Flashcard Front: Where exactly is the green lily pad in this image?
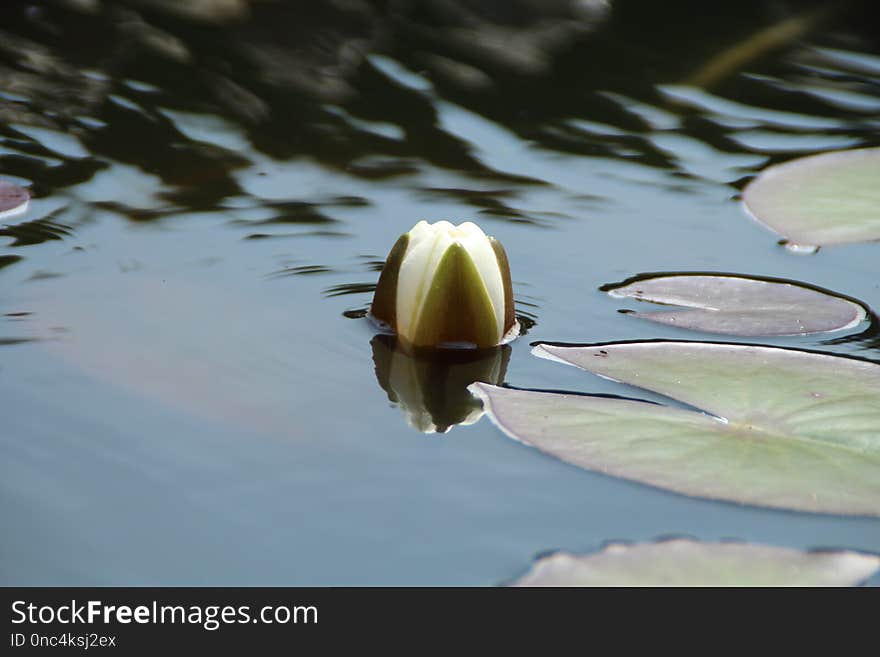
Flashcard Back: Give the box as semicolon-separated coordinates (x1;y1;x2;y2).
603;273;868;336
513;539;880;587
742;147;880;248
0;181;30;220
470;341;880;516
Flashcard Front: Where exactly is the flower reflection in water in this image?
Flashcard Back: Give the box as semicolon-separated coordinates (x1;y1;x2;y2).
370;335;510;434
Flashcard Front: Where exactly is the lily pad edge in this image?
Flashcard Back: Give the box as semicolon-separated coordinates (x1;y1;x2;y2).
508;536;880;587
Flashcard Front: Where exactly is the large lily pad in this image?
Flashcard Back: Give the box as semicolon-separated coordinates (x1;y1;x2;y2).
603;273;867;336
0;181;30;220
742;147;880;247
513;539;880;587
470;341;880;516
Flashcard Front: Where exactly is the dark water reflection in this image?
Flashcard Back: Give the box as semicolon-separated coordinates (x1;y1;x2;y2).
371;335;510;434
0;211;72;246
2;1;880;584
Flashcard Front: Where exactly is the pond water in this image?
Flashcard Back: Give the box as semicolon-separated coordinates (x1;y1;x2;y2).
2;0;879;585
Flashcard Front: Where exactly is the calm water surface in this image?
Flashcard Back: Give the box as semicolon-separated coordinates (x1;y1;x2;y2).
2;0;880;584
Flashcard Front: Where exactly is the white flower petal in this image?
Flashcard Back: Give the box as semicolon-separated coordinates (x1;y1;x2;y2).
405;219;435;250
455;222;505;340
396;223;454;341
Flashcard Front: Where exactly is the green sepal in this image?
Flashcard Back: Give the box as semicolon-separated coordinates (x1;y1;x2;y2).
409;243;499;348
490;237;516;334
370;233;409;329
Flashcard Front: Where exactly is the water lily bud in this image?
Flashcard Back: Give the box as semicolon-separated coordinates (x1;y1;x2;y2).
370;220;517;348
